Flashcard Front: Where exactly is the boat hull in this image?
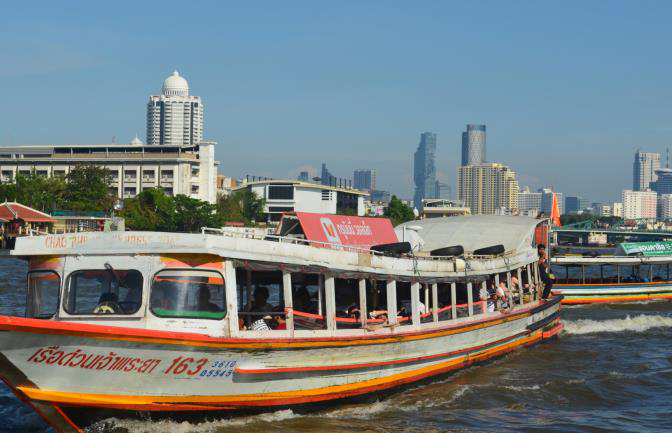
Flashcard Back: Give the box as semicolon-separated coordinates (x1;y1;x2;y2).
552;283;672;304
0;298;562;432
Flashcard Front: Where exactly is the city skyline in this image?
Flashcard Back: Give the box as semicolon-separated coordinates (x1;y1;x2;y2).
3;2;672;202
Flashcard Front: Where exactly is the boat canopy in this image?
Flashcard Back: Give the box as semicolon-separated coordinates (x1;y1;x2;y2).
396;215;542;256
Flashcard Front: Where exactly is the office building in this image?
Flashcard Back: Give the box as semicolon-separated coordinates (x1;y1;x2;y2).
370;190;391;203
435;181;451;200
540;188;564;215
611;202;623;218
147;71;204;146
353;169;376;192
518;187;542;212
457;163;519;215
413;132;437;209
622;189;657;220
461;124;486;166
650;168;672;194
297;171;310;182
235;179;368;223
658;195;672;220
0;142;219;203
565;196;589;214
633;151;660;191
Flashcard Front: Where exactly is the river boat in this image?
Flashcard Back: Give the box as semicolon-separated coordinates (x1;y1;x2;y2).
551;241;672;304
0;213;562;432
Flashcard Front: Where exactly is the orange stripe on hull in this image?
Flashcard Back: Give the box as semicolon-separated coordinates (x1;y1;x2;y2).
561;293;672;304
16;330;546;412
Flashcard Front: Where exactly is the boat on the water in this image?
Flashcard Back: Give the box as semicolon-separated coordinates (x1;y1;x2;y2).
0;213;562;432
551;241;672;304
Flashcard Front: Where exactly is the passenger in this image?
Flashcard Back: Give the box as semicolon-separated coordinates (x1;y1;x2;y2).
480;283;495;312
250;286;273;312
198;286;220;312
538;244;553;299
293;286;312;313
272;307;287;330
249;315;272;331
496;279;510;310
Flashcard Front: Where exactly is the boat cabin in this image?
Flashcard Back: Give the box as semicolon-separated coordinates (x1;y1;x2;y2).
17;215;550;339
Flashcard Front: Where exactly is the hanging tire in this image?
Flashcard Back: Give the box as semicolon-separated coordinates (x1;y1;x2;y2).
430;245;464;257
473;244;505;256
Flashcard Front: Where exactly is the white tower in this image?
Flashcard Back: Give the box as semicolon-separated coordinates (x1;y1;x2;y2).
146;71;204;146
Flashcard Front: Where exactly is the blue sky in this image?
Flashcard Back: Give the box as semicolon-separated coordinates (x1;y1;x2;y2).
3;1;672;202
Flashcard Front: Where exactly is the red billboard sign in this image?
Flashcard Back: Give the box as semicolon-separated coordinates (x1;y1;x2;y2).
288;212;398;249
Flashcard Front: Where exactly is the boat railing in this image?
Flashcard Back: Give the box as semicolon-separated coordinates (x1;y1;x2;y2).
201;227;520;263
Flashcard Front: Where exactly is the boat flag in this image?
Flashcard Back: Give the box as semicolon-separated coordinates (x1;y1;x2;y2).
550;192;561;226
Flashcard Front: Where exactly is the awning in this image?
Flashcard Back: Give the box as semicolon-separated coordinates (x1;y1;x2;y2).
0;202;56;223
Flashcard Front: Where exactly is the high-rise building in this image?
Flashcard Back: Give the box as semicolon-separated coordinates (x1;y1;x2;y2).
565;196;589;214
633;151;661;191
321;163;336;186
461;124;486;166
658;194;672;220
518;187;542;212
353;169;376;192
435;181;451;199
297;171;310;182
650;168;672;194
370;189;391;203
622;189;657;220
539;188;564;215
611;202;623;217
413;132;437;209
147;71;204;146
457;163;519;215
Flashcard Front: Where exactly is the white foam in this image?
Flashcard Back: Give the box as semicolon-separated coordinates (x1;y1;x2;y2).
563;314;672;335
322;400;391;418
103;409;300;433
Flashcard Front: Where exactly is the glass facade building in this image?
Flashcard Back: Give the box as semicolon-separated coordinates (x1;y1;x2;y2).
461;124;486;166
413;132;437;209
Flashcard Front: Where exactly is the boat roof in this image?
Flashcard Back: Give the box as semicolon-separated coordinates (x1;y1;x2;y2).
552;255;672;265
397;215;543;255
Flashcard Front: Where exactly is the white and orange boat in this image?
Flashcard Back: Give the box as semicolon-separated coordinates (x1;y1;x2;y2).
552;242;672;304
0;213;562;432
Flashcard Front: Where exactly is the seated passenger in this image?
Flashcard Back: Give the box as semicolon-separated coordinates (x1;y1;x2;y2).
293;286;312;312
198;286;220;312
249;315;272;331
250;286;273;313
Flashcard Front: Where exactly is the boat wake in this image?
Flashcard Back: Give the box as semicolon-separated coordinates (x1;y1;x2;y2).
563;314;672;335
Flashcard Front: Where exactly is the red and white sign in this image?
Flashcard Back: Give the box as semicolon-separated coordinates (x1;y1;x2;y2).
288;212;398;249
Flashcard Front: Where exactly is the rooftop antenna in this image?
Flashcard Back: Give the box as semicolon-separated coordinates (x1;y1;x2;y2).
667;147;669;169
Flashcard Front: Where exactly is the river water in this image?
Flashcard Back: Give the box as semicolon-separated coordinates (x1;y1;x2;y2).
1;258;671;433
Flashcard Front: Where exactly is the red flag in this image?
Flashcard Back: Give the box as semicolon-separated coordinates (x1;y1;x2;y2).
550;192;561;226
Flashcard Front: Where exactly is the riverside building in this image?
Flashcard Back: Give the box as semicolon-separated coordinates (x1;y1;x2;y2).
0;141;219;203
147;71;204;146
622;189;657;220
457;163;519;215
234;179;369;223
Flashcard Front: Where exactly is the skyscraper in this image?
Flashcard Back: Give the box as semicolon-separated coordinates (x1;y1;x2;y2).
321;163;336;186
458;163;519;214
461;124;486;166
147;71;204;146
539;188;564;215
353;169;376;192
633;151;661;191
435;181;451;199
413;132;437;209
518;187;542;212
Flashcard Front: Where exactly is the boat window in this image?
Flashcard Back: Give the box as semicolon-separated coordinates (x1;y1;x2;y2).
150;270;226;320
236;269;284;330
64;269;143;315
366;280;387;325
436;283;454;321
395;282;413;326
335;278;360;329
26;271;60;319
291;272;325;330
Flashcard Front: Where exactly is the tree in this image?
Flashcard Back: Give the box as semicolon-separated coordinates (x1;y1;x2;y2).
384;195;416;226
0;172;66;212
121;188;176;231
216;189;265;225
173;194;222;232
64;166;116;212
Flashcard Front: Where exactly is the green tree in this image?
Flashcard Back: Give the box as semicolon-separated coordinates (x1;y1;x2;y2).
64;166;116;212
0;172;66;212
216;189;265;225
173;194;222;232
384;195;416;226
121;188;176;231
559;213;594;226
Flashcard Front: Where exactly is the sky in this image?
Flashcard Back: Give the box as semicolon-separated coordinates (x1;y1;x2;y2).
2;1;672;203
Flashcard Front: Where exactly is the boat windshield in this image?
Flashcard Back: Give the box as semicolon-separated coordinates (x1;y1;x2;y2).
150;270;226;320
26;271;60;319
64;269;143;315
